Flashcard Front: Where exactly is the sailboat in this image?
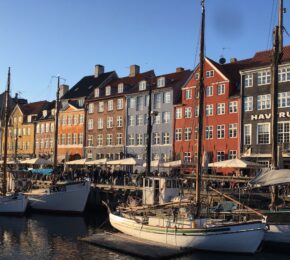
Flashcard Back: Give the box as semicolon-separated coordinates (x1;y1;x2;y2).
107;1;266;253
0;67;28;215
26;76;90;214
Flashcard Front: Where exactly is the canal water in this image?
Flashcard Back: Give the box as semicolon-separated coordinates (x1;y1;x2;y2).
0;210;289;260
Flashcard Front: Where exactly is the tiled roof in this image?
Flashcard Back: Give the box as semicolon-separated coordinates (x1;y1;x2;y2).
61;71;116;100
19;101;49;116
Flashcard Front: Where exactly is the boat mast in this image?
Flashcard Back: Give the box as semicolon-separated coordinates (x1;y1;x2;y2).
2;67;11;196
53;76;60;170
196;0;205;217
146;78;153;176
270;0;284;209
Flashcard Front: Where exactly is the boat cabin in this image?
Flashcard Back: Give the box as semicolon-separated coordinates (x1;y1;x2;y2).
142;176;181;205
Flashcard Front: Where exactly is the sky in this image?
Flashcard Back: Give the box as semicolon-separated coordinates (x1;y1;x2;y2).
0;0;289;102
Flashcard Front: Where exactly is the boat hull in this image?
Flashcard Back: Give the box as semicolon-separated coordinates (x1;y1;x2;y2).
264;224;290;245
109;213;265;254
0;194;28;215
27;181;90;213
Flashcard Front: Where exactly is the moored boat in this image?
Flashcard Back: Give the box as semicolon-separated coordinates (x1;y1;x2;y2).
0;193;28;215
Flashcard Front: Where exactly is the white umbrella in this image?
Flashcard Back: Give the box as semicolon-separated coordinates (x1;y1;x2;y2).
208;158;262;169
249;169;290;187
19;158;53;165
85;158;107;165
142;160;182;168
142;160;160;167
65;158;87;165
107;157;137;166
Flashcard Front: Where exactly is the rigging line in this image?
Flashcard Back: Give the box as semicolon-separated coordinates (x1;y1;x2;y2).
267;0;278;49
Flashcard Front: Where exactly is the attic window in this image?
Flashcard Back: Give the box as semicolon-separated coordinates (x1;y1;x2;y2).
27;115;32;123
95;88;99;97
194;73;199;80
42;110;47;117
74;87;79;92
206;70;214;78
157;77;165;88
118;83;124;93
139;80;146;91
106;86;111;96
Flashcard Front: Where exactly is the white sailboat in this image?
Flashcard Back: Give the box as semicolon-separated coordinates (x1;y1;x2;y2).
0;67;28;215
107;1;266;253
25;76;90;214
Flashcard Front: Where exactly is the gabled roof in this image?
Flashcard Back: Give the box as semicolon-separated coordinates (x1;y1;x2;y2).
19;101;49;116
61;71;116;100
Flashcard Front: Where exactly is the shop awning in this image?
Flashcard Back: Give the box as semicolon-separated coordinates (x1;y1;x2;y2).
85;158;107;165
142;160;182;168
19;158;53;165
208;158;262;169
65;158;87;165
107;158;137;166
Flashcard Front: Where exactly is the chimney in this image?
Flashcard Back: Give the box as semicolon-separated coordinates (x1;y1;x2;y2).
95;64;104;77
230;58;237;63
129;65;140;77
176;67;184;72
59;84;69;98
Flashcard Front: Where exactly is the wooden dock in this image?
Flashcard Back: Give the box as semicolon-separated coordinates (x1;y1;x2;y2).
80;232;193;259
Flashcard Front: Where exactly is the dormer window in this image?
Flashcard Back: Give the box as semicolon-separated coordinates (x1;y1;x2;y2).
105;86;111;96
118;83;124;93
27;115;32;123
157;77;165;88
42;110;47;117
194;73;199;80
51;109;56;116
94;88;99;97
78;99;84;107
206;70;214;78
139;80;146;91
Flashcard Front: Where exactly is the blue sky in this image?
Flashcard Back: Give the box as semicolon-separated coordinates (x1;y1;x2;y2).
0;0;289;102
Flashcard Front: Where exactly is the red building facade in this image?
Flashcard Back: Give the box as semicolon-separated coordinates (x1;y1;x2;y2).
174;58;242;174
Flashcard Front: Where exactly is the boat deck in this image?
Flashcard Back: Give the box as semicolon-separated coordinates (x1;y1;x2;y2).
80;231;193;259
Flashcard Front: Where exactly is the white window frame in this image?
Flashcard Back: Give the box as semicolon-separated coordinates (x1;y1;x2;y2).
229;101;238;113
217;125;225;139
217;103;225;115
157;77;165;88
257;123;270;144
257;94;271;110
176;108;182;119
185;89;192;100
206;104;213;116
244;124;252;145
184;107;192;118
117;98;123;110
88;103;94;114
139;80;146;91
244;74;253;88
108;100;114;111
229;123;238;138
105;86;111;96
206;70;214;78
118;83;124;93
206;86;213;97
175;128;182;141
257;70;271;86
217;84;225;95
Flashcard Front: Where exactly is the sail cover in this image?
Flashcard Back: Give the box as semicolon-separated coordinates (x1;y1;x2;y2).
249;169;290;187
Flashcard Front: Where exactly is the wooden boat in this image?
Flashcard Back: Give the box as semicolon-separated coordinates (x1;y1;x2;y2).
0;68;28;215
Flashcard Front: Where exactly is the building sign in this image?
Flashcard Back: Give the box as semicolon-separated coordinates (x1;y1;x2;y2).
251;112;290;121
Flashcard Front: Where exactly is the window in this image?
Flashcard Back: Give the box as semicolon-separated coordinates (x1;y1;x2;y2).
164;92;171;103
106;134;113;145
108;100;114;111
97;134;103;146
206;104;213;116
88;119;94;130
73;115;78;125
206;86;213;96
278;92;290;108
62;116;67;125
136;115;143;125
163;132;170;144
217;151;225;161
206;70;214;77
217;125;225;139
45;123;50;133
244;74;253;88
194;106;199;117
278;67;290;82
78;133;83;144
116;133;122;145
128;134;134;145
107;117;113;128
36;125;40;134
67;115;72;125
61;134;66;145
244;96;253;111
136;134;143;145
184;128;192;141
217;84;225;95
117;98;123;110
154;93;162;109
128;97;135;108
88;103;94;113
257;94;271;110
229;101;238;113
184;152;192;163
97;118;103;129
79;114;84;124
278;122;290;144
116;116;122;127
257;70;271;85
157;77;165;87
98;101;104;112
194;127;198;140
257;123;270;144
153;132;160;145
72;133;77;145
184;107;192;118
244;124;252;145
94;88;99;97
194;73;199;80
229;123;237;138
163;112;170;123
217;103;225;115
67;134;71;145
205;126;213;139
139;80;146;90
136;96;143;111
87;135;93;146
185;89;192;100
128;116;134;126
176;108;182;119
153;114;161;124
175;129;182;141
105;86;111;96
23;128;27;136
118;83;124;93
